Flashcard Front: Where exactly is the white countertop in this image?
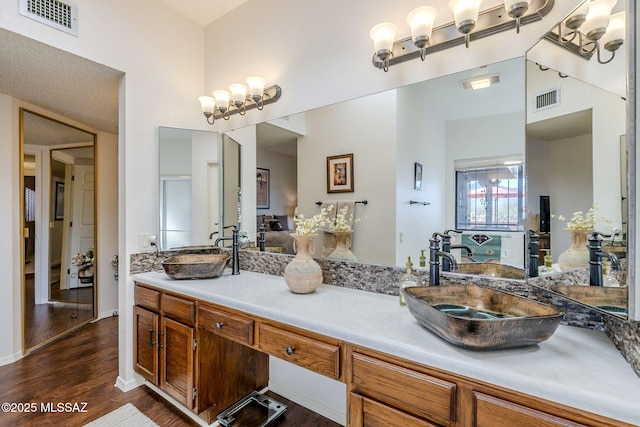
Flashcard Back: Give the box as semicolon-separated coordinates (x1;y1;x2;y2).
133;270;640;425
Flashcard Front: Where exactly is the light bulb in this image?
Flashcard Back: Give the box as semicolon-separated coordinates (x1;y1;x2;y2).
449;0;483;34
370;22;397;59
581;0;617;41
229;83;248;107
198;96;215;115
406;6;438;49
212;90;230;112
601;11;625;52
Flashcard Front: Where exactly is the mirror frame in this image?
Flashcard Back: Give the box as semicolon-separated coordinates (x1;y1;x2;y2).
19;108;98;353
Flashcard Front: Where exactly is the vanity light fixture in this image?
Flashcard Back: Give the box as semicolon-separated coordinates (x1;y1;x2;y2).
370;0;554;72
199;77;282;125
548;0;624;64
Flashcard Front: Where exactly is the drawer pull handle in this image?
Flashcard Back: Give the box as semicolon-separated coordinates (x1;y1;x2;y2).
149;329;156;347
286;346;295;356
215;322;224;329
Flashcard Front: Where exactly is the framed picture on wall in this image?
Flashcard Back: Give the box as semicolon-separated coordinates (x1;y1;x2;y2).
414;162;423;191
256;168;270;209
327;153;354;193
54;181;65;220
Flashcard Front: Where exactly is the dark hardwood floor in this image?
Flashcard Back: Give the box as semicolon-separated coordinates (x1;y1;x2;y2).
0;317;342;427
25;272;94;350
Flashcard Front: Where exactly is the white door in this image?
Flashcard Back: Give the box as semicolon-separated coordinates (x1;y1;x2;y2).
67;164;95;289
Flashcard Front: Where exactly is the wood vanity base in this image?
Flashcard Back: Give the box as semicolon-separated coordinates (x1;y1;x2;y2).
134;281;633;427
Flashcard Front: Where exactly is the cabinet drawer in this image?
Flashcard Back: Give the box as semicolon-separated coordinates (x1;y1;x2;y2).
258;324;340;379
350;393;438;427
135;284;160;311
198;305;254;346
473;392;586;427
351;353;456;425
161;293;195;324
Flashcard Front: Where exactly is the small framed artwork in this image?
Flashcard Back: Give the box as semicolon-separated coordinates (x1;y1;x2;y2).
54;181;65;220
256;168;270;209
414;162;423;191
327;153;354;193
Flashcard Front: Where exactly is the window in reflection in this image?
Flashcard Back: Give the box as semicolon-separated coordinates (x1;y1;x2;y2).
456;164;525;231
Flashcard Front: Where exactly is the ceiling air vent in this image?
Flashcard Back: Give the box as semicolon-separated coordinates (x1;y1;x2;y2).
534;88;560;112
20;0;78;36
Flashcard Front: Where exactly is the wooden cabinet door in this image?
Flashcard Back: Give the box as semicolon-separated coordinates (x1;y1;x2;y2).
133;306;159;385
349;393;439;427
160;316;196;411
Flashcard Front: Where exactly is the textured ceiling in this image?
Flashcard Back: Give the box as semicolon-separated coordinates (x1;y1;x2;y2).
0;28;121;134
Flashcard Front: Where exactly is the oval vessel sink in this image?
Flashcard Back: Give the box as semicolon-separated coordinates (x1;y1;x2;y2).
162;253;231;279
402;285;563;350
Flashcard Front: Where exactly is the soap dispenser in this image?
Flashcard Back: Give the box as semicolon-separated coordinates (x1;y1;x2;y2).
399;256;418;307
602;259;620;287
543;249;553;270
419;250;426;267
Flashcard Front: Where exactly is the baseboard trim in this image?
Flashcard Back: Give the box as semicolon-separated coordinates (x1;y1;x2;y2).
268;380;346;426
95;310;119;321
0;351;23;367
114;375;144;392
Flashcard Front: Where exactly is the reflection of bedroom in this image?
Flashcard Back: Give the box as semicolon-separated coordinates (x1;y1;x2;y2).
256;122;298;253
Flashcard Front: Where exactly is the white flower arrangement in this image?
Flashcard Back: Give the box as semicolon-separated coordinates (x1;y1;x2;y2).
327;205;365;232
552;204;609;230
294;206;333;235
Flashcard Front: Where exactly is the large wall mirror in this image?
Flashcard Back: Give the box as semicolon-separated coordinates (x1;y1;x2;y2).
158;127;240;249
21;109;97;352
247;57;527;268
525;0;628;316
156;1;632;319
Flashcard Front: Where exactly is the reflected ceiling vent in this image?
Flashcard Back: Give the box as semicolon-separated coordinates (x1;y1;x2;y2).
534;88;560;112
20;0;78;36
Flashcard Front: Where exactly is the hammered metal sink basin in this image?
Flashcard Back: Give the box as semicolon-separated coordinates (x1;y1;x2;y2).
162;254;230;279
402;285;563;350
553;285;627;316
453;262;527;280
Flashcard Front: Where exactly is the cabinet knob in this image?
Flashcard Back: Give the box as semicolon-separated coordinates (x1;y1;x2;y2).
215;321;224;329
286;346;295;356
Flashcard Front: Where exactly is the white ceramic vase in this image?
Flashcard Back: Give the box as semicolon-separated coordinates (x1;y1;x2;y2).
284;234;323;293
327;230;357;262
558;229;591;271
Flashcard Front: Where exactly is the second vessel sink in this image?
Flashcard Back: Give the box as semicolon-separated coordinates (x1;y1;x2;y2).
402;285;563;350
162;253;231;279
552;285;627;316
453;262;526;280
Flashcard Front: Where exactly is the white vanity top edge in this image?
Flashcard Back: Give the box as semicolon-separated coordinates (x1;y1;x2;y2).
132;270;640;425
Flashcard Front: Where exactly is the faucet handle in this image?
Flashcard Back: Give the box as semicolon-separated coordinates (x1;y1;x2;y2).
432;232;448;240
590;231;611;240
443;229;462;235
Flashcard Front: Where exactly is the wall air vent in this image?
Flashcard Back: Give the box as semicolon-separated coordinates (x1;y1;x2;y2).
20;0;78;36
534;88;560;112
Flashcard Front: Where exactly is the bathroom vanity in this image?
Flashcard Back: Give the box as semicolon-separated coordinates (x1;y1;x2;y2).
133;271;640;426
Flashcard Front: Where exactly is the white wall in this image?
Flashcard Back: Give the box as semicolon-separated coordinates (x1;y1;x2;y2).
96;131;119;318
0;0;206;387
